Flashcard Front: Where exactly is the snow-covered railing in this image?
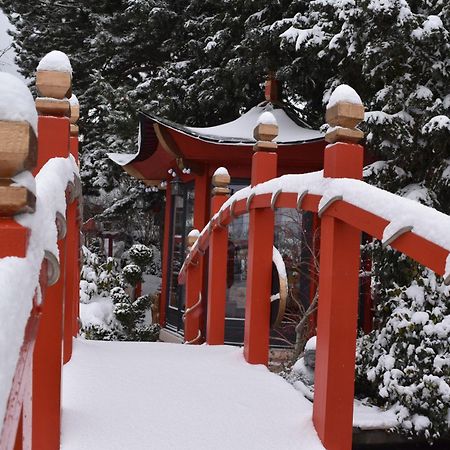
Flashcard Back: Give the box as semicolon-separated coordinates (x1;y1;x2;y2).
177;85;450;450
0;52;82;450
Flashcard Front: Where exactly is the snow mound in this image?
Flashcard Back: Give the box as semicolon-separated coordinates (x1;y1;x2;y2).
305;336;317;352
37;50;73;75
61;341;325;450
0;72;38;134
257;111;277;126
0;155;79;425
69;94;79;107
327;84;362;109
213;167;229;177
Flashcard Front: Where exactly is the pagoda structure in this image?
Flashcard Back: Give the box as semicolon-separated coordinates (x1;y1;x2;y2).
109;80;327;343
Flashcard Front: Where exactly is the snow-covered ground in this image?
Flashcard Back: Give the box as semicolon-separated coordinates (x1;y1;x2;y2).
61;340;324;450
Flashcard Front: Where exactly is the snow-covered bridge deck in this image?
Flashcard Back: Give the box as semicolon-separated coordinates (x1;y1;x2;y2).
61;340;324;450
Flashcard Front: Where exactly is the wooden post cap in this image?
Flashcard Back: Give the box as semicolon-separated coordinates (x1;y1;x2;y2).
212;167;230;187
325;84;364;128
253;123;278;142
186;229;200;248
0;121;37;177
0;185;36;215
36;50;72;99
253;112;279;152
325;85;364;143
35;97;71;117
326;102;364;129
36;71;72;100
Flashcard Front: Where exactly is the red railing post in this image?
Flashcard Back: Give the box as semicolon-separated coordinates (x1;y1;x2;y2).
312;88;365;450
0;73;39;450
244;113;278;365
32;54;72;450
206;168;230;345
64;94;81;362
184;230;202;344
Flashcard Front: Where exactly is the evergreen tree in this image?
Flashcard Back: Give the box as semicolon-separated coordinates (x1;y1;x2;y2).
275;0;450;439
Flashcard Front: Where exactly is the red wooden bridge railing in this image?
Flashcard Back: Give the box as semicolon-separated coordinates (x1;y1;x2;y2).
178;88;450;450
0;52;81;450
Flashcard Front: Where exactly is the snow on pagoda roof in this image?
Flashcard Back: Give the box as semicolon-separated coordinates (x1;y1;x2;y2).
153;103;323;145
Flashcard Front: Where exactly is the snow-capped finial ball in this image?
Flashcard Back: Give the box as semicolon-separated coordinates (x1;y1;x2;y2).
187;229;200;247
212;167;230;188
37;50;73;75
325;84;364;130
254;111;278;145
0;72;38;135
36;50;72;100
326;84;362;110
257;111;277;126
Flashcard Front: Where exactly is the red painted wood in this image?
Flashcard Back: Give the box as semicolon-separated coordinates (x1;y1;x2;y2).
159;183;172;326
33;117;70;175
244;151;277;365
184;258;202;343
0;308;40;450
64;200;78;364
0;219;30;258
313;142;363;450
206;194;229;345
32;240;65;450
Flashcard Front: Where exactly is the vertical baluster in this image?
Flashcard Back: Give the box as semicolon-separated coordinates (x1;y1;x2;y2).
64;94;81;361
313;86;365;450
244;113;278;365
206;168;230;345
32;51;72;450
184;230;202;343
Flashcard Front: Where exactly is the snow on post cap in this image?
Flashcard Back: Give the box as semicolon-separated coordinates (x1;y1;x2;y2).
327;84;362;109
69;94;79;107
0;73;38;134
305;336;316;352
37;50;73;75
213;167;229;177
212;167;230;189
187;229;200;247
257;111;278;126
188;229;200;239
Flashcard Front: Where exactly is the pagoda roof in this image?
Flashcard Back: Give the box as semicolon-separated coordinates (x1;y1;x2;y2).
108;102;326;183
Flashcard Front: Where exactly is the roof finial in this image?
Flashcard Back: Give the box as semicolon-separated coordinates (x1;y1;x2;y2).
264;71;279;103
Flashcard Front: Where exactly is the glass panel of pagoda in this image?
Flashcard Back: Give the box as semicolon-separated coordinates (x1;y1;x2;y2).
165;180;194;333
225;203;315;346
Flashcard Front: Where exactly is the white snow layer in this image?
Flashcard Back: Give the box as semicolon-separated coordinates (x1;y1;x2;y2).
61;340;324;450
187;105;323;144
0;155;79;426
69;94;79;107
11;171;36;196
36;50;73;75
327;84;363;109
257;111;277;126
213;166;230;177
0;72;38;134
305;336;317;352
188;169;450;278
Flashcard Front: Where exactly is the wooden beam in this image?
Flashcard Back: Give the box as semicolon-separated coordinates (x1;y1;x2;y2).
121;163;162;186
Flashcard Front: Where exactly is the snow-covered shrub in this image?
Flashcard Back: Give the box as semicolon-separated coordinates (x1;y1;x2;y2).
356;269;450;441
122;263;142;286
129;244;153;269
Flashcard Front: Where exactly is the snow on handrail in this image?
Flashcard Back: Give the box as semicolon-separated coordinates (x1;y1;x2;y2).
178;170;450;283
0;155;80;432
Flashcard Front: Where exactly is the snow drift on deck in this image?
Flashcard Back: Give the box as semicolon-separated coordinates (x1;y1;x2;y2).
61;340;324;450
